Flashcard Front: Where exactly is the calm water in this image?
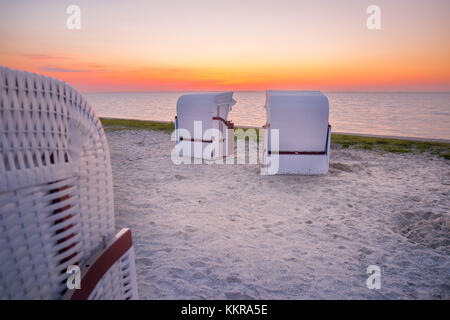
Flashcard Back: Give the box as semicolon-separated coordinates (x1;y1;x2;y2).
85;92;450;140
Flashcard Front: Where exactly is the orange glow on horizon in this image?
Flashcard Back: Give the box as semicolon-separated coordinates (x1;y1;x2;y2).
3;56;446;93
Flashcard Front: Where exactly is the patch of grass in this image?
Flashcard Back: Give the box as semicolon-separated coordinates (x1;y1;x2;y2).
234;127;262;142
100;118;174;133
361;144;374;151
331;134;450;159
383;146;411;154
99;118;450;160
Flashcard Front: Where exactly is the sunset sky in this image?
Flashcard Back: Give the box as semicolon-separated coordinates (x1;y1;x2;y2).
0;0;449;92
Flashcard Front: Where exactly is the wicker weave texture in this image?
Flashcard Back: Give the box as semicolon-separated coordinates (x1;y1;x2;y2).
0;66;136;299
87;247;139;300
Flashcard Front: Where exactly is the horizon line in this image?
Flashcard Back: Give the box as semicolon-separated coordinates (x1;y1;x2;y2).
82;90;450;94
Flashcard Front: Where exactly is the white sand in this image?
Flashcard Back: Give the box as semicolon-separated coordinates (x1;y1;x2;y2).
108;129;450;300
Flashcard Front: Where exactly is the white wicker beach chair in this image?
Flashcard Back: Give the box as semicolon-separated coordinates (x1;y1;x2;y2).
175;92;236;159
0;66;138;299
262;90;331;175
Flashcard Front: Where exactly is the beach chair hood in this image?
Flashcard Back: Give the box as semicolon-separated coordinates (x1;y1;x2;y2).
266;90;329;152
176;92;236;121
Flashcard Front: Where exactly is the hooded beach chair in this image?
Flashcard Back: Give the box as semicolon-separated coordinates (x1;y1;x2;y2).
0;66;139;300
175;92;236;159
262;90;331;175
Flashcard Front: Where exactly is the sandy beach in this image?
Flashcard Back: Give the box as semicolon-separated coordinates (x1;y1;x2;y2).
3;0;450;305
108;129;449;300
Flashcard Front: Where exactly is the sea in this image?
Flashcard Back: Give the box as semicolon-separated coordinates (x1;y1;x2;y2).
84;92;450;140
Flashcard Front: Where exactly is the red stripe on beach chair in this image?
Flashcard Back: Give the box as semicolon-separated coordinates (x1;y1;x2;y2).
212;116;234;129
68;229;133;300
269;150;327;155
179;137;225;143
179;137;214;143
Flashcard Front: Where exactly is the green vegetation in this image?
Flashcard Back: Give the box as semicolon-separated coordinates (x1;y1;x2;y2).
233;127;262;142
100;117;174;133
331;134;450;160
100;118;450;160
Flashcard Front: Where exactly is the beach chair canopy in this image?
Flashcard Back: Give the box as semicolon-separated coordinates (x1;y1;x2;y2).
0;66;138;299
177;92;236;118
176;92;236;137
265;90;329;152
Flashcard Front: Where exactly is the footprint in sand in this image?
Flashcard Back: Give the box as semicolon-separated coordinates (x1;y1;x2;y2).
330;162;354;173
225;292;254;300
184;226;198;233
189;261;207;268
226;275;242;284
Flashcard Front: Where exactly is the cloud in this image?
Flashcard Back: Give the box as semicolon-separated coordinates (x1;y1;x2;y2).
40;67;88;73
71;63;107;71
40;65;108;73
21;53;70;61
20;53;108;72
